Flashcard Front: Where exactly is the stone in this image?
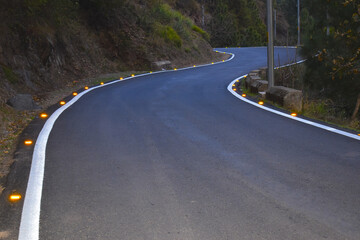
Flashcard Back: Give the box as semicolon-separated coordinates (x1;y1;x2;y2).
6;94;41;111
259;91;266;99
259;67;267;78
245;75;261;89
250;69;260;75
152;60;172;70
250;80;268;93
266;86;303;112
248;72;258;78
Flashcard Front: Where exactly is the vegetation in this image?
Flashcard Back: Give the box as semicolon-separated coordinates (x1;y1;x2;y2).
203;0;267;47
273;63;360;131
300;0;360;120
157;25;182;48
0;65;18;84
276;0;359;122
192;25;210;41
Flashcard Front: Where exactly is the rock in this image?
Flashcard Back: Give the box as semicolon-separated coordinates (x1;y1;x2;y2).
259;91;266;99
266;86;303;112
249;69;260;75
248;72;258;78
250;80;268;93
6;94;41;111
245;75;261;89
152;60;172;70
259;67;267;78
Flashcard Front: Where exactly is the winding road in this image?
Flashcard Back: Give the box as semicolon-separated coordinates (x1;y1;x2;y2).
20;47;360;239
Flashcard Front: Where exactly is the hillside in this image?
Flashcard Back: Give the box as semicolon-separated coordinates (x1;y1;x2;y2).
0;1;217;103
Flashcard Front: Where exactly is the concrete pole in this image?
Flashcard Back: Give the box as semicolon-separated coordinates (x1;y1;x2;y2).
274;9;277;41
297;0;301;46
267;0;274;88
201;2;205;28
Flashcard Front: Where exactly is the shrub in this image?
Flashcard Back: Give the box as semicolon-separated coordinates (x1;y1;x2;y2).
152;2;193;40
157;25;182;48
191;25;210;41
1;65;18;84
24;0;48;15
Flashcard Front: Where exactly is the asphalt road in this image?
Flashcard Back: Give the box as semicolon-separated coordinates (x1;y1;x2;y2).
36;47;360;239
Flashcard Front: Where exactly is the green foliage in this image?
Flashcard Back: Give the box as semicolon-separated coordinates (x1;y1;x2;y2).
205;0;266;47
157;25;182;48
24;0;47;15
175;0;199;16
78;0;128;28
152;2;192;27
277;0;297;44
243;27;264;47
151;2;194;40
1;65;18;84
9;0;79;26
191;25;210;41
277;0;315;45
301;0;360;117
304;99;329;117
209;2;240;47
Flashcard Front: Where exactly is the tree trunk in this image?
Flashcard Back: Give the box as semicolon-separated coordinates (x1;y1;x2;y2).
351;93;360;120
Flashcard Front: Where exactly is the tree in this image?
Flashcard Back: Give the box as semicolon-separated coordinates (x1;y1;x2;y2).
302;0;360;119
209;1;240;47
203;0;266;47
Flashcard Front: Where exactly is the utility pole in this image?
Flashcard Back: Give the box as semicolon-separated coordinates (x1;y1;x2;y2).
201;0;205;28
297;0;301;46
274;9;277;41
267;0;274;88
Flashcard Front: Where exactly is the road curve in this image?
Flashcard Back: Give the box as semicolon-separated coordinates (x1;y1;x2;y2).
25;47;360;239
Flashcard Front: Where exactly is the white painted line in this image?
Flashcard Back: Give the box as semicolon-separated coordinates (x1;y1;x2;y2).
17;51;234;240
18;90;90;240
227;75;360;141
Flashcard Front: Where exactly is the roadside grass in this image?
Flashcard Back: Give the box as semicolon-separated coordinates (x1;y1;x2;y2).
302;99;360;132
250;63;360;132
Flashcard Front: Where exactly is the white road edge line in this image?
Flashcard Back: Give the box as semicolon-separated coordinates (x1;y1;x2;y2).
17;51;234;240
227;63;360;141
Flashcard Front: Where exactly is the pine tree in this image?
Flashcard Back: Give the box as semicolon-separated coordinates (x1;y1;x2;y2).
302;0;360;118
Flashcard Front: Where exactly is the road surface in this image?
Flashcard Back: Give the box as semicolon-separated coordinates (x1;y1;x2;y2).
24;47;360;239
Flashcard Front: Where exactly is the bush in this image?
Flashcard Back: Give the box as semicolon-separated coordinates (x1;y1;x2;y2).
24;0;48;15
1;65;18;84
157;25;182;48
152;2;193;40
191;25;210;41
302;0;360;118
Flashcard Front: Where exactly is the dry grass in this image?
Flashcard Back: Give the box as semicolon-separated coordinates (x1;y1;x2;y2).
303;98;360;131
